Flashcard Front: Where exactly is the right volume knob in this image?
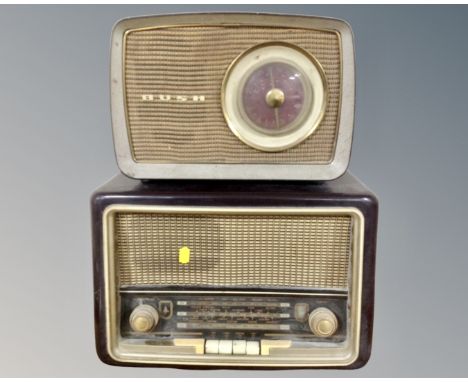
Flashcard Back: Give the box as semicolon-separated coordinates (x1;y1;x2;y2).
308;307;338;337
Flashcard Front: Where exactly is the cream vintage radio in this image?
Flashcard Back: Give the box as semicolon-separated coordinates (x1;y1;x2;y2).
91;173;377;368
110;13;355;180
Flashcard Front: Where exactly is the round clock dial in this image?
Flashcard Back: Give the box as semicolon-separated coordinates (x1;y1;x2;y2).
242;61;308;134
222;42;327;152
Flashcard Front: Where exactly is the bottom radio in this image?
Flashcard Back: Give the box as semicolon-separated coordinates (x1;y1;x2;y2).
91;172;378;369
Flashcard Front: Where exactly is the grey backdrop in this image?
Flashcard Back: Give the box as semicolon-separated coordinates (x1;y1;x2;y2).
0;5;467;377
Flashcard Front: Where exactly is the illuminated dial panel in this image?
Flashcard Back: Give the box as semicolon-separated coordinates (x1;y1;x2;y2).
223;42;327;152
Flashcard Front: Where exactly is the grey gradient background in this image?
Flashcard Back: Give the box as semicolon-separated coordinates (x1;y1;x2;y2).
0;4;467;377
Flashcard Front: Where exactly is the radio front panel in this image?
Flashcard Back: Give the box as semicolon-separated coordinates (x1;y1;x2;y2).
99;204;365;367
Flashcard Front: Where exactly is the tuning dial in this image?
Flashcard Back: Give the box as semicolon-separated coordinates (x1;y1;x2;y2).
308;307;338;337
129;304;159;333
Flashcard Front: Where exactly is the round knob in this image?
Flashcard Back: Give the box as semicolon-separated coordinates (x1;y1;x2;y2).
129;304;159;333
308;307;338;337
265;88;285;108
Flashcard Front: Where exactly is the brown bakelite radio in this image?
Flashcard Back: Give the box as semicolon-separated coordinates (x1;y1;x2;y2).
92;174;377;369
92;13;378;369
110;13;355;180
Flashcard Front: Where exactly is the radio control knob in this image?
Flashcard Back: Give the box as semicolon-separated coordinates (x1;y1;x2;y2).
308;308;338;337
129;304;159;333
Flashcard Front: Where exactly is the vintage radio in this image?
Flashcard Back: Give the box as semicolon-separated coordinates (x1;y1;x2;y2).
110;13;355;180
91;172;377;368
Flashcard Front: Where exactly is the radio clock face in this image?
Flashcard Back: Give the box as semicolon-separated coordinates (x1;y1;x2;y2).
242;62;307;134
222;42;328;152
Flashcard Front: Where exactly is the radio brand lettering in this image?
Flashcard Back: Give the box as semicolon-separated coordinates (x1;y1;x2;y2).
141;94;206;102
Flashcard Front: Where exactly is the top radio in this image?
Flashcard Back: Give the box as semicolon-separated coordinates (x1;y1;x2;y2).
110;13;355;180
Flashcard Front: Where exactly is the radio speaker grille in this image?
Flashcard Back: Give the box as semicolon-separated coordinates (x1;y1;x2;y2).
124;26;341;164
114;212;352;290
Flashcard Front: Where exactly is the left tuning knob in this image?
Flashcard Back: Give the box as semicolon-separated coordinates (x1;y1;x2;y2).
129;304;159;333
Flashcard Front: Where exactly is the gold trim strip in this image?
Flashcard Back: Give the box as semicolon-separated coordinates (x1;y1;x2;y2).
261;340;292;356
119;290;348;297
173;339;205;355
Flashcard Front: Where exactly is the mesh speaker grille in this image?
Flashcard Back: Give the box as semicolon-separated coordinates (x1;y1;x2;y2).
124;26;341;164
115;212;352;290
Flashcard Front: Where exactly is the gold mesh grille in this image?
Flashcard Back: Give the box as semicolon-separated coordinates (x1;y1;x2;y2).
114;212;352;290
124;26;341;164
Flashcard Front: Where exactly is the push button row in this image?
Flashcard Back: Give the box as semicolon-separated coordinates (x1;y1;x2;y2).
205;340;260;355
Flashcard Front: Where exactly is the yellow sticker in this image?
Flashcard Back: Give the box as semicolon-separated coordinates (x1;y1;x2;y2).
178;246;190;264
